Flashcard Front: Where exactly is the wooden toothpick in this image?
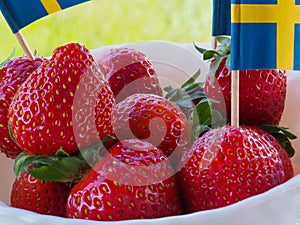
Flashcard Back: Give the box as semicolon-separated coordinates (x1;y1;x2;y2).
15;31;35;60
231;70;239;127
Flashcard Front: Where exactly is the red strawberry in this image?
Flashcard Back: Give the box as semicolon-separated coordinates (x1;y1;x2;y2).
0;56;46;158
10;170;72;217
8;43;115;156
253;125;295;182
177;125;286;213
96;47;163;102
195;37;287;126
111;93;190;163
66;139;183;221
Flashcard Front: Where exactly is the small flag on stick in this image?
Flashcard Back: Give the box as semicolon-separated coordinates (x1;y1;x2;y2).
229;0;300;127
0;0;89;59
231;0;300;71
0;0;90;33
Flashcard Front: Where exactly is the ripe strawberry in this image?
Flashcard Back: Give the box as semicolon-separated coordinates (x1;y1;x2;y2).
8;43;115;156
66;139;183;221
195;37;287;126
96;47;163;102
254;125;295;182
10;170;72;217
111;93;190;163
177;125;286;213
0;56;46;158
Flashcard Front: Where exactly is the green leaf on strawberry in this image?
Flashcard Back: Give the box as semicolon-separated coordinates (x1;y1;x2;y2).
181;68;201;86
27;155;88;183
164;68;226;140
190;98;226;141
14;134;117;183
8;124;16;143
194;38;230;84
14;149;91;183
216;36;231;46
164;69;205;116
193;44;220;59
165;69;205;102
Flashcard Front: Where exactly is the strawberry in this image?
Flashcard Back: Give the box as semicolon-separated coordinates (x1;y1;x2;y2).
177;125;287;213
96;47;163;102
0;55;46;158
195;37;287;126
8;43;115;156
66;139;183;221
111;93;190;164
10;170;72;217
255;125;295;182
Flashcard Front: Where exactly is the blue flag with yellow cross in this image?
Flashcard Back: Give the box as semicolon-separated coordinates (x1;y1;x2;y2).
231;0;300;71
0;0;89;33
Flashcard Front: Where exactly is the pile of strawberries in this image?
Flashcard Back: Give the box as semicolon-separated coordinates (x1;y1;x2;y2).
0;38;296;221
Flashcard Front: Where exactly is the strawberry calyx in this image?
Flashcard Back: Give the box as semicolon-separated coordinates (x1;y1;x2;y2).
164;69;205;111
194;36;231;82
14;149;91;183
194;36;230;60
259;124;297;158
189;98;226;141
14;135;117;183
8;124;16;143
164;69;226;141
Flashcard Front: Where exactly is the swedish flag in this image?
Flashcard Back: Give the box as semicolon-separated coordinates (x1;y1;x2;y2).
0;0;89;33
231;0;300;71
212;0;231;36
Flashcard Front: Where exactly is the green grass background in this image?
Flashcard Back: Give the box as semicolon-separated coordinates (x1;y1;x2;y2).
0;0;212;60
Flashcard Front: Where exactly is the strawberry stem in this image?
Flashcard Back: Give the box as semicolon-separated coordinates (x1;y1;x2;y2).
194;36;231;84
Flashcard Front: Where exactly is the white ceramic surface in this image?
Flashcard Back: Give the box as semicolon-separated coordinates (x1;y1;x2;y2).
0;41;299;224
0;175;299;225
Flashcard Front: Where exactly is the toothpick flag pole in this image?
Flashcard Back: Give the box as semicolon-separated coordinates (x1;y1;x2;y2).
0;0;90;59
231;70;239;127
15;31;35;60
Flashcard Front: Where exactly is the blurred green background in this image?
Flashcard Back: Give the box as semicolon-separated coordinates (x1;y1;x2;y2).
0;0;212;60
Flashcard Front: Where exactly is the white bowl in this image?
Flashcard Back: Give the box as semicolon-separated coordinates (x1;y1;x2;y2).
0;41;300;225
0;175;300;225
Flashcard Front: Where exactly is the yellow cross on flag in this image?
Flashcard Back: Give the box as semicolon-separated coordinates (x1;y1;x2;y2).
231;0;300;71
